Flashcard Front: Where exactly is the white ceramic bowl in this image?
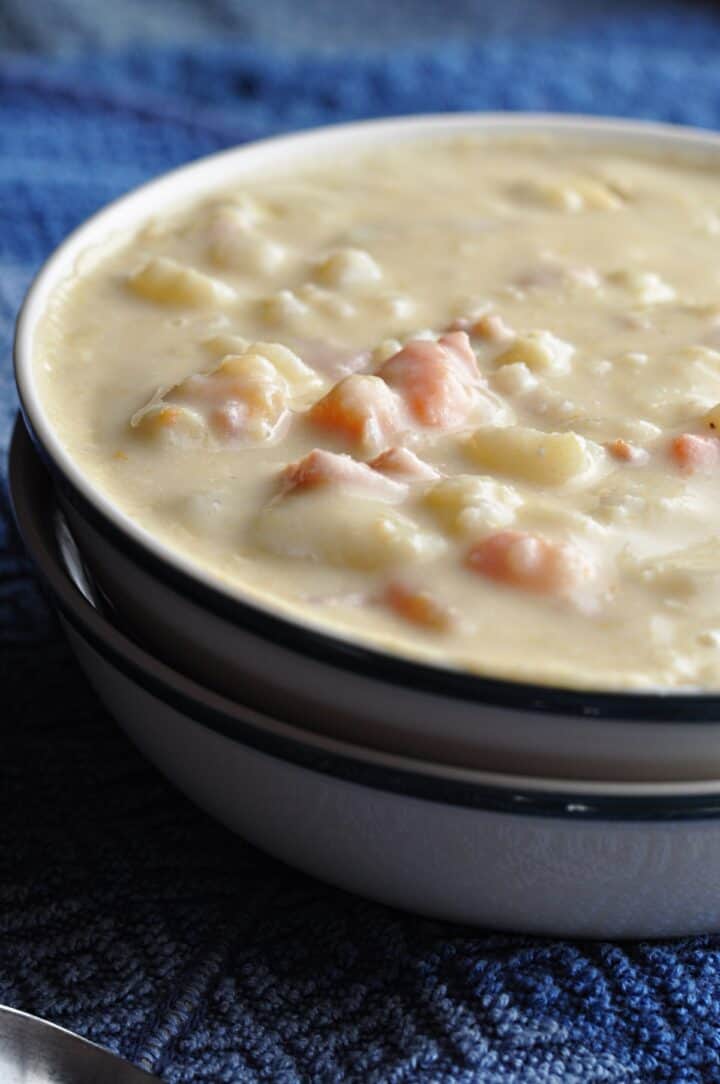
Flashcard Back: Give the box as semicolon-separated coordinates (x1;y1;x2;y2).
15;113;720;783
12;417;720;939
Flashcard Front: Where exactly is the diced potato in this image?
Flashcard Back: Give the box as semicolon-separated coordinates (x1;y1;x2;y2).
297;283;356;319
249;342;323;396
131;402;205;446
510;177;623;212
424;474;522;535
209;194;266;231
510;179;584;212
465;426;601;486
208;208;286;274
203;333;249;357
261;289;309;324
315;247;382;290
571;178;624;211
380;295;415;320
491;362;539;396
609;270;675;304
205;338;322;397
253;490;444;570
495;331;574;374
128;257;236;307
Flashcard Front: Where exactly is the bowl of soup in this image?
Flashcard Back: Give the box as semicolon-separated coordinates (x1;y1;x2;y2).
11;415;720;939
15;113;720;781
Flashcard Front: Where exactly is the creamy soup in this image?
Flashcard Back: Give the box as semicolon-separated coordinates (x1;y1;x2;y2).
33;134;720;690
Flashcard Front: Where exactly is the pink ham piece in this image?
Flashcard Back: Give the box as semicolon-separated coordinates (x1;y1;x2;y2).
670;434;720;473
368;446;440;482
307;373;406;452
379;331;487;429
466;530;593;598
383;580;454;631
280;449;407;501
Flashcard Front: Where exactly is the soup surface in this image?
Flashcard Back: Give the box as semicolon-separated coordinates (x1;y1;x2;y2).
34;133;720;689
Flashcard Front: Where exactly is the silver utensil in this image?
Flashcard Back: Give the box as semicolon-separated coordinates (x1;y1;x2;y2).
0;1005;156;1082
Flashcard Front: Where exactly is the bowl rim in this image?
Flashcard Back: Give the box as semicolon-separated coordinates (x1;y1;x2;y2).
15;110;720;721
13;415;720;822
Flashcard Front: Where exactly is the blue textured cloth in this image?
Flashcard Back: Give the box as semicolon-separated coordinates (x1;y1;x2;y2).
7;11;720;1083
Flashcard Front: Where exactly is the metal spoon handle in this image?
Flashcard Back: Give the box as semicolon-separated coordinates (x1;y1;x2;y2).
0;1005;156;1083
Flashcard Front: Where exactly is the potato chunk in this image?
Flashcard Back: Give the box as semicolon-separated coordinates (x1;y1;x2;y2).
207;206;286;273
203;333;249;358
314;247;382;290
466;426;601;486
249;342;323;396
424;474;522;535
260;288;310;324
609;269;675;304
254;490;443;570
132;350;294;447
128;257;236;307
130;403;206;447
495;331;574;374
510;177;623;212
203;339;321;397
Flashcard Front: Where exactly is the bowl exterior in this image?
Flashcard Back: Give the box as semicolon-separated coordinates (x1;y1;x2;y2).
63;617;720;939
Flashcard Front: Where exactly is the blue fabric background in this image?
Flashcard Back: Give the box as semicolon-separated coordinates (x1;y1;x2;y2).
5;5;720;1081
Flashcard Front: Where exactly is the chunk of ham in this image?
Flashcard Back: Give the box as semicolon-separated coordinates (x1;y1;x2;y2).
280;449;407;502
466;530;593;598
379;331;496;429
368;446;440;482
307;374;406;453
383;580;454;631
670;434;720;473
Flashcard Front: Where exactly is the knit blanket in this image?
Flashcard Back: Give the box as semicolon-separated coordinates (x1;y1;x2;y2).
4;14;720;1082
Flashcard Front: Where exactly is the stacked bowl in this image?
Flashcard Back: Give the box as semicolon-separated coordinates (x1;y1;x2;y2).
13;114;720;938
